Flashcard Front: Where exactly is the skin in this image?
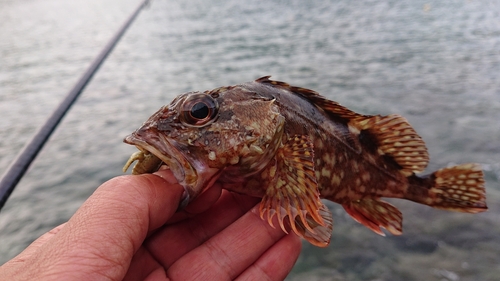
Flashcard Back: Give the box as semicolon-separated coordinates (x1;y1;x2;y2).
0;169;301;281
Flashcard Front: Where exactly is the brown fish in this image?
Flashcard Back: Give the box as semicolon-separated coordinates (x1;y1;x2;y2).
123;76;487;247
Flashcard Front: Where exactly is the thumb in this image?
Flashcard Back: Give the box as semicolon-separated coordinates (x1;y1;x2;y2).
3;170;184;281
4;223;66;264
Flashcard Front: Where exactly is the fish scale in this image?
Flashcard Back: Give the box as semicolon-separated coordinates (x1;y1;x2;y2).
123;76;487;247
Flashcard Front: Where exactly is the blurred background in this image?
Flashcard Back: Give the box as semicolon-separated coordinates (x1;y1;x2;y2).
0;0;499;280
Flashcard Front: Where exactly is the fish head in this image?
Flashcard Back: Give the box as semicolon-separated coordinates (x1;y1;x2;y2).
124;85;285;204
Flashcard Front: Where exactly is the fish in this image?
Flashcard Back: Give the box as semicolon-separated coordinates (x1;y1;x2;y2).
123;76;487;247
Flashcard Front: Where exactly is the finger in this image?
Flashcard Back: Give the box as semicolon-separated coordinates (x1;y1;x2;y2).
144;267;169;281
183;182;223;214
124;184;226;280
155;166;223;219
166;182;223;224
71;170;185;249
122;246;162;281
16;170;185;280
145;191;260;267
166;206;289;280
236;233;302;281
123;191;256;280
25;223;67;251
152;168;179;184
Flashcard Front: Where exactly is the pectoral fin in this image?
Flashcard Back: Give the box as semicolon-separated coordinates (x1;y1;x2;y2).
259;135;333;247
343;198;402;236
293;203;333;247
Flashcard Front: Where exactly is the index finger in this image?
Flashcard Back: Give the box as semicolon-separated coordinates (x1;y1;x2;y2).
144;191;260;267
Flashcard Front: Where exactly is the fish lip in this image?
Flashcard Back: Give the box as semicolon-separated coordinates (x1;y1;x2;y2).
124;127;222;203
123;129;193;185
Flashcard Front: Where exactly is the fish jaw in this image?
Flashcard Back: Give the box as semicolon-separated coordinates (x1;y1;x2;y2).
123;126;221;207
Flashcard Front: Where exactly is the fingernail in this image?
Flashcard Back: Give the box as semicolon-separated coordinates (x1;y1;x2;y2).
153;169;178;184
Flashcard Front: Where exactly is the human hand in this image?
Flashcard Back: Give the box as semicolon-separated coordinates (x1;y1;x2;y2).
0;170;301;280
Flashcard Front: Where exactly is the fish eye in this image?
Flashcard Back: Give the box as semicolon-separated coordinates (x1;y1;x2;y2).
181;94;219;127
190;102;210;119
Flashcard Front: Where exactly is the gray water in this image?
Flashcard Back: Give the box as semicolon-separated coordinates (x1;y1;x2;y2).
1;0;499;280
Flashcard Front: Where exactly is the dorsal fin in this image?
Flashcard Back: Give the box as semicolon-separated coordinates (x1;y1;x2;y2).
256;76;429;174
256;76;367;121
356;114;429;174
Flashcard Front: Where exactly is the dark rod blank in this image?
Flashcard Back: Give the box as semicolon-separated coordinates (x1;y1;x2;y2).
0;0;150;211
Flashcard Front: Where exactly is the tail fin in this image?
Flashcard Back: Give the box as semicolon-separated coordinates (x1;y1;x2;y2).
408;163;487;213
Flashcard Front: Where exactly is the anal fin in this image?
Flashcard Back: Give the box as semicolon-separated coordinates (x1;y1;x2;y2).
342;198;403;236
259;135;333;247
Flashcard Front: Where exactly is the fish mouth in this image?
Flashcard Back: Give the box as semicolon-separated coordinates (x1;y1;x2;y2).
124;130;191;182
123;128;220;206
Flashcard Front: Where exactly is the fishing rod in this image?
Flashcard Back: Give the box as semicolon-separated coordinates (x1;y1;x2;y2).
0;0;151;211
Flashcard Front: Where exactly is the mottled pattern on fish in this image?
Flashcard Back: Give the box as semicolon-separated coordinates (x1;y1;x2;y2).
123;76;487;247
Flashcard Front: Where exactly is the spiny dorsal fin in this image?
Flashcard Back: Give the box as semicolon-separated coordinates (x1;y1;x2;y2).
256;76;367;121
256;77;429;174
